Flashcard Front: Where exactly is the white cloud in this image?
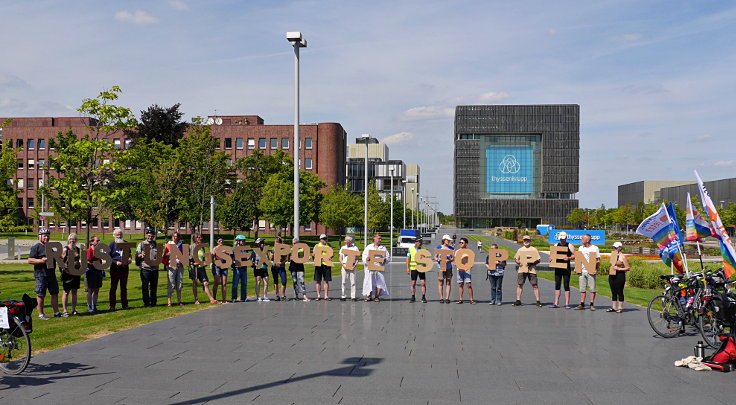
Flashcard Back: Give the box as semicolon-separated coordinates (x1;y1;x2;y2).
714;160;736;167
548;29;558;35
696;134;713;141
168;0;189;11
382;131;414;145
401;106;454;121
478;91;510;103
114;11;159;24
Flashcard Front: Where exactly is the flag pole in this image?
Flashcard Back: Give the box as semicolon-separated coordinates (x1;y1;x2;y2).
695;239;705;272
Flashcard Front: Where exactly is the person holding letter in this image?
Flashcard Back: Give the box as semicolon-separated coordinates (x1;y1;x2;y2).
60;233;82;316
573;234;600;311
340;236;360;301
362;234;390;302
163;232;185;307
86;236;104;313
513;235;542;307
486;243;506;306
455;238;476;304
270;237;288;301
289;238;309;302
607;242;629;313
406;237;428;303
137;228;160;308
28;228;60;320
108;228;132;311
435;235;454;304
189;233;216;304
314;234;333;301
551;232;575;309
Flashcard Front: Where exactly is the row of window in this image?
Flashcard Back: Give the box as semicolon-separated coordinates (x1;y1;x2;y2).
17;159;45;169
10;178;43;189
12;138;132;150
220;137;313;150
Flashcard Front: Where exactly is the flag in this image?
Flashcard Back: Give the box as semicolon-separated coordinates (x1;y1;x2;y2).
666;202;684;248
636;203;684;273
686;192;711;241
694;170;736;278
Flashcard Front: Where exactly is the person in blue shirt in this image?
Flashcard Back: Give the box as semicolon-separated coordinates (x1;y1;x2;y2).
435;235;454;304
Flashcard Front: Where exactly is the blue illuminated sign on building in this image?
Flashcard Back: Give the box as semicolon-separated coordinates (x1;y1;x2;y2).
548;230;606;245
486;146;533;194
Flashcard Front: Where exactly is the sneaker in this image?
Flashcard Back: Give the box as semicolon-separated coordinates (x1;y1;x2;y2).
421;296;427;303
439;299;445;304
445;299;451;304
54;312;62;318
38;314;50;320
61;312;70;318
231;300;237;304
590;305;596;311
489;301;495;305
536;301;542;307
340;297;346;301
275;296;281;302
409;296;416;303
512;300;522;306
352;298;358;302
257;297;263;302
262;297;270;302
496;302;502;306
574;304;585;310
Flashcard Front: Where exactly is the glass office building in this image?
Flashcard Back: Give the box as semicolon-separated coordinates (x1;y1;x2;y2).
454;105;579;228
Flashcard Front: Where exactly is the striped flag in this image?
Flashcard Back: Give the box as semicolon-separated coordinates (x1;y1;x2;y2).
636;203;684;273
694;171;736;278
686;192;712;241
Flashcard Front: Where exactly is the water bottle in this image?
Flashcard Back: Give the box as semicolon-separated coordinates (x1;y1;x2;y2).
694;341;706;358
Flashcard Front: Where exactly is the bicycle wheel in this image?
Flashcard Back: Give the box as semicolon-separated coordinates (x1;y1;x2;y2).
0;316;32;374
699;297;727;348
648;294;683;338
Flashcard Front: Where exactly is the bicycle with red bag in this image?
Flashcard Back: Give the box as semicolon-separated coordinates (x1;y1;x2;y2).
0;294;37;374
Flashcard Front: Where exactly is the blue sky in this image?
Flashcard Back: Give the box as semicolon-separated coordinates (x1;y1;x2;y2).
2;0;735;214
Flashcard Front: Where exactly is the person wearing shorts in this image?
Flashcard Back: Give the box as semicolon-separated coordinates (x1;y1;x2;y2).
513;235;541;307
340;236;360;301
435;235;454;304
270;237;288;301
406;238;427;303
28;228;60;320
455;238;476;304
211;237;229;303
189;233;216;304
163;232;185;307
253;238;270;302
574;234;600;311
86;236;104;313
289;238;309;301
552;232;575;309
60;233;82;317
314;234;333;301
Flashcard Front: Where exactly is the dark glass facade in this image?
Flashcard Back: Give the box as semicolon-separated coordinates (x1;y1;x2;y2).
454;105;580;228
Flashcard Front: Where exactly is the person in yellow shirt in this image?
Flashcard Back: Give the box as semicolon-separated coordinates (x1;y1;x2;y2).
314;234;333;301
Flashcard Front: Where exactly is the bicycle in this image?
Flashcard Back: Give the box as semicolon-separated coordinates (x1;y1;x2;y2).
0;294;36;374
647;272;708;338
697;269;736;347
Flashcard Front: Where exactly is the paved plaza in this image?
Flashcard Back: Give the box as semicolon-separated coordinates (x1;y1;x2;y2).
2;233;734;404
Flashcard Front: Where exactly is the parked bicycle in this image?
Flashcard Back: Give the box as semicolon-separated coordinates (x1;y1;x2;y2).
0;294;36;374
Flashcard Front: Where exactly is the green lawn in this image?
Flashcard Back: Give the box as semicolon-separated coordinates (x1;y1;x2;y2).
535;271;661;308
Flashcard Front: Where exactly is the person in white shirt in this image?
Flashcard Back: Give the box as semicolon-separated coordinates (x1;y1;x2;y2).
574;234;600;311
340;236;360;301
362;234;390;302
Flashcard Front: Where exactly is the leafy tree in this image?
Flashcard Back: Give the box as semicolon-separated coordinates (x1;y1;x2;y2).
217;180;253;234
567;208;586;228
367;180;389;231
259;169;327;234
0;120;20;230
128;103;187;147
319;183;363;238
176;125;233;232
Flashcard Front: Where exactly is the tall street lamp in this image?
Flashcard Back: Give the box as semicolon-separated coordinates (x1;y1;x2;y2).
411;187;415;229
390;167;394;258
287;31;307;239
357;134;376;247
402;179;407;230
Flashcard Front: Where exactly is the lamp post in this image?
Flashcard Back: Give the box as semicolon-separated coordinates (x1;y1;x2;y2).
390;167;394;257
411;187;415;229
361;134;371;247
287;31;307;239
402;179;407;230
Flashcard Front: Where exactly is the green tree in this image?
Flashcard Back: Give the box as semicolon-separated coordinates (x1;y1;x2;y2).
567;208;586;228
0;120;20;230
367;181;389;231
259;170;327;234
128;103;187;147
319;183;363;238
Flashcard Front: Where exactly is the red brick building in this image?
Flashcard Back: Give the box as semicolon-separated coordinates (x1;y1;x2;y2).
0;115;347;235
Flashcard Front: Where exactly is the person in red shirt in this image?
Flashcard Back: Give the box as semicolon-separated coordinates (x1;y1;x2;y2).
86;236;104;313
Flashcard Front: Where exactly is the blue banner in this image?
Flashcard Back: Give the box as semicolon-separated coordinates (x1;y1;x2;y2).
486;146;533;194
548;230;606;245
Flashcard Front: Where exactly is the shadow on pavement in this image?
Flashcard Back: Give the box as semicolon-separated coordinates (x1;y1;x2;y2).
170;357;383;404
0;361;110;389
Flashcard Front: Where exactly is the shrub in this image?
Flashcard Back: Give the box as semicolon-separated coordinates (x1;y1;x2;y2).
627;258;673;289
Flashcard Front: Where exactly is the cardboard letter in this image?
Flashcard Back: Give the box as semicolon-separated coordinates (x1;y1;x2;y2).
454;248;475;271
485;248;509;270
233;245;252;267
93;243;113;270
166;244;190;269
212;245;233;268
574;251;597;275
367;249;387;271
191;243;211;266
549;245;569;270
517;249;541;267
273;243;291;264
415;249;433;273
46;241;64;271
435;248;453;272
143;244;162;267
254;246;273;267
313;245;334;267
118;242;135;265
64;244;87;276
291;243;311;264
340;248;361;270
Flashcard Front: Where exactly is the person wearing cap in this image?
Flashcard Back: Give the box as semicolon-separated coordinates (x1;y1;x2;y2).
28;228;61;319
362;233;390;301
608;242;629;313
289;237;309;301
435;234;454;304
574;234;600;311
253;237;270;302
486;243;506;305
270;236;288;301
552;232;576;309
211;236;229;303
231;234;250;303
339;235;360;301
513;235;542;307
188;233;216;304
163;232;185;307
136;228;160;307
406;237;427;303
314;234;333;301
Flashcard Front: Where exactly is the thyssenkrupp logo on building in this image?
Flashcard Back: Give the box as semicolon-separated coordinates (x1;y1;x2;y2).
499;155;521;174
